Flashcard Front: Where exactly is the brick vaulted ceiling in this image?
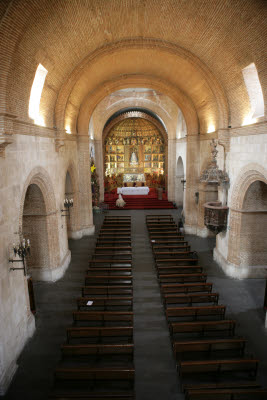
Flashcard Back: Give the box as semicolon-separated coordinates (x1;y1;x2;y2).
0;0;266;135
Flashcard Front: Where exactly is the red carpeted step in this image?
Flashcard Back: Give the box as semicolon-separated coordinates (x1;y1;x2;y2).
104;190;176;210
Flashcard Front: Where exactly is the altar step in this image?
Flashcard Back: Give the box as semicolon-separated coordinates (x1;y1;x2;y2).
104;194;176;210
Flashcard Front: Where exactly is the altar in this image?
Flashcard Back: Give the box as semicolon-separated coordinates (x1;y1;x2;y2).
117;186;150;195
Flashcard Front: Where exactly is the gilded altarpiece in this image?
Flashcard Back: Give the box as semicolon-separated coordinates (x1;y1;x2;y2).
104;118;166;180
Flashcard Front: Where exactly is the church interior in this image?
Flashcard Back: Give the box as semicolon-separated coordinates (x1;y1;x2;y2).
0;0;267;399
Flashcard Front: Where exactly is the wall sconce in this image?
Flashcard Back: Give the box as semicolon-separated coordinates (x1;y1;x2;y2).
181;179;186;190
195;192;199;204
9;238;30;276
61;198;73;218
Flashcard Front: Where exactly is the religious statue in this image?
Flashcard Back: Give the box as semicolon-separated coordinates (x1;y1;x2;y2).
130;148;138;166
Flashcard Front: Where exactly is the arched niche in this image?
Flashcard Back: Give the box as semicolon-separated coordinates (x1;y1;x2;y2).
227;163;267;276
239;181;267;267
175;156;185;207
19;167;61;281
22;184;49;273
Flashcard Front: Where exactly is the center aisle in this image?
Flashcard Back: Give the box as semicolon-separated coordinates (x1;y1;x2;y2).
130;210;182;400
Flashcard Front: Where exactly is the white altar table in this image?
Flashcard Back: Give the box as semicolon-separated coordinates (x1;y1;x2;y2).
117;186;150;195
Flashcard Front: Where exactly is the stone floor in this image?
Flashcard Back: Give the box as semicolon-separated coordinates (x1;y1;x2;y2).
2;209;267;399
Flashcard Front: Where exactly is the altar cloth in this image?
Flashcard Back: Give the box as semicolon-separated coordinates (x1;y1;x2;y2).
117;186;150;195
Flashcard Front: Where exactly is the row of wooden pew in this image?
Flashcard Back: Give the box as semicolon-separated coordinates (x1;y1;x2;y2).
146;214;267;400
50;215;135;400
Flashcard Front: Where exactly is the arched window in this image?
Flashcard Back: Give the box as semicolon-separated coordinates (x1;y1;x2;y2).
29;64;48;126
242;63;264;123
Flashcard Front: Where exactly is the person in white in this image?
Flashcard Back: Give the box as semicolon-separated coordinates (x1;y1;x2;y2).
116;194;126;208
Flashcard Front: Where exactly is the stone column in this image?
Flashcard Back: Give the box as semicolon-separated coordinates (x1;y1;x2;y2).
167;138;176;201
184;134;200;234
77;135;95;236
94;139;104;202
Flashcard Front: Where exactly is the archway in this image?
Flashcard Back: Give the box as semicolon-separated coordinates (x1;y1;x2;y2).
227;163;267;277
19;167;61;281
175;156;185;207
239;180;267;268
22;184;49;273
103;110;168;193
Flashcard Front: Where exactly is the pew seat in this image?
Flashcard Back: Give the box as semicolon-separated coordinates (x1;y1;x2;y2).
170;320;236;338
82;286;133;297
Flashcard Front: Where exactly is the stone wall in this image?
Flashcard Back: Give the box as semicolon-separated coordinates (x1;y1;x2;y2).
214;122;267;278
0;130;94;394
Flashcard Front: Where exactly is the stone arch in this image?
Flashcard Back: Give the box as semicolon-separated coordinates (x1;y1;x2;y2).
228;163;267;268
175;156;185;207
90;94;179;141
64;162;80;237
55;38;228;134
77;75;199;137
19;167;61;279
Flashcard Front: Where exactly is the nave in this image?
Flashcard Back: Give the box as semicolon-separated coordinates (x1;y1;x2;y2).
3;210;267;400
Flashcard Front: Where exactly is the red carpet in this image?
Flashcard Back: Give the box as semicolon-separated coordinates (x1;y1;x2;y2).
104;188;176;209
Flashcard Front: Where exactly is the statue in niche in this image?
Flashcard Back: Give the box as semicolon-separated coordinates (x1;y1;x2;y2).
130;147;138;166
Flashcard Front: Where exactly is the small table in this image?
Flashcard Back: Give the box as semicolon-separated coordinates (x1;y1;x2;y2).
117;186;150;195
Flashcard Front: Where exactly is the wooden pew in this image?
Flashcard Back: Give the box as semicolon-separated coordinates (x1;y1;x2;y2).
105;216;131;220
178;358;259;378
96;235;131;246
183;381;261;393
95;246;132;252
96;239;132;250
100;228;131;233
148;229;180;235
146;214;174;221
169;320;236;338
82;286;133;297
154;251;193;259
73;311;133;326
102;221;131;226
150;235;184;240
54;367;135;388
159;273;207;285
98;233;131;238
185;388;267;400
91;253;132;260
61;343;134;360
173;338;247;361
163;292;219;307
152;244;190;251
86;269;132;276
50;391;135;399
161;283;213;295
85;276;133;286
77;297;133;311
157;266;203;275
88;260;132;268
156;257;198;266
166;305;226;322
66;326;133;344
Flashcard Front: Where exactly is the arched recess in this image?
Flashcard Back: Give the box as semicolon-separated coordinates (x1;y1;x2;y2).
19;167;61;280
175;156;185;208
65;163;80;238
228;163;267;271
